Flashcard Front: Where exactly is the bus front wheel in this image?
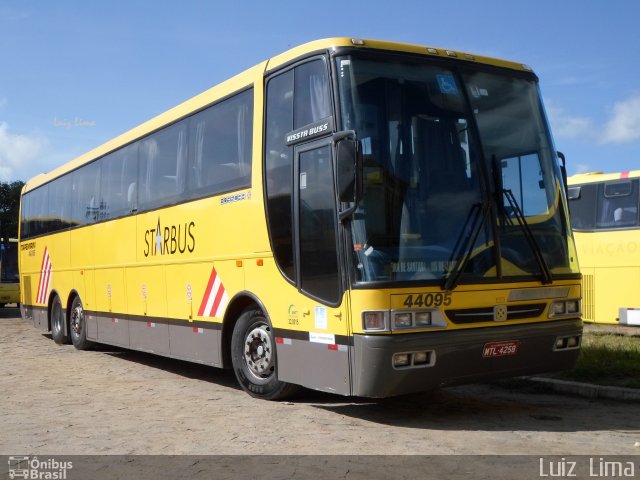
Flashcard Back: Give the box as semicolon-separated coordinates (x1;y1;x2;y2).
51;295;69;344
231;308;298;400
69;296;94;351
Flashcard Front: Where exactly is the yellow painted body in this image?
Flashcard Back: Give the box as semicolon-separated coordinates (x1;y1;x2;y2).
1;239;19;306
18;38;581;396
568;171;640;324
0;282;19;306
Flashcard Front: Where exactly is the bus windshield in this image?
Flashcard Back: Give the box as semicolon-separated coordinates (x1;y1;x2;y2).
336;54;578;285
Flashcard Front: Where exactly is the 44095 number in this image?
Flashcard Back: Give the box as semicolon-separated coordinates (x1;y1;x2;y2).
403;292;452;308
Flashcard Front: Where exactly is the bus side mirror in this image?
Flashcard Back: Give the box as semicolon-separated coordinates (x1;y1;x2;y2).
333;130;361;221
336;137;357;203
557;151;568;194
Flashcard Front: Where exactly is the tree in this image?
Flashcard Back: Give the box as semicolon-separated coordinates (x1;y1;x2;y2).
0;181;25;240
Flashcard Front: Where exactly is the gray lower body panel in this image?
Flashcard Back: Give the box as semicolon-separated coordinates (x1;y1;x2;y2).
85;313;222;367
276;336;351;396
27;306;48;331
352;319;582;398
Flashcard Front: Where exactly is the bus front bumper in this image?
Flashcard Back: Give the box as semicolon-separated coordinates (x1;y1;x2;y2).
351;318;582;398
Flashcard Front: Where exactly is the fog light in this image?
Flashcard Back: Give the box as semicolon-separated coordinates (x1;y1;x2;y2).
413;351;429;365
363;311;387;331
393;312;412;328
393;353;410;367
555;337;567;349
415;312;432;326
567;336;580;348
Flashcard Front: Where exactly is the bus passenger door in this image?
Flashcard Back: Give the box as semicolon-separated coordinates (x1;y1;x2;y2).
276;138;352;395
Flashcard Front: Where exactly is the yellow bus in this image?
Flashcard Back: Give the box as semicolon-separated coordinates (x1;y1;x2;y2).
19;38;582;399
0;238;20;307
568;171;640;325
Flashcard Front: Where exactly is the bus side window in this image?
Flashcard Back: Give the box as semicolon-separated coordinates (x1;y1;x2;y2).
101;143;138;219
265;70;295;281
187;89;253;197
71;161;101;226
597;179;638;228
138;123;187;211
294;59;331;127
264;57;332;284
568;183;596;230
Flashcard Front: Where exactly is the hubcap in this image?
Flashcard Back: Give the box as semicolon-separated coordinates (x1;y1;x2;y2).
71;306;83;335
244;325;274;380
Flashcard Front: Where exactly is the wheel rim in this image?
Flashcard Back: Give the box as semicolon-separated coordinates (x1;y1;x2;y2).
243;323;275;382
70;303;83;337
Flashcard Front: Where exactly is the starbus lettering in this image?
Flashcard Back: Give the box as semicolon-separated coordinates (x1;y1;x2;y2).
144;219;195;257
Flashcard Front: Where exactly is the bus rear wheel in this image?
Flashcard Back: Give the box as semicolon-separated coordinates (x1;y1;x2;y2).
69;296;94;351
51;294;69;344
231;308;298;400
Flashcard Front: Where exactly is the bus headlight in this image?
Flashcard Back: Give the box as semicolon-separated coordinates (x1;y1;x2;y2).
392;312;412;328
566;300;580;314
415;311;432;326
550;302;566;315
391;310;433;329
549;299;581;318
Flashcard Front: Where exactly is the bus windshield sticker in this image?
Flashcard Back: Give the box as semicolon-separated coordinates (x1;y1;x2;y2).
469;85;489;98
314;306;327;330
285;117;334;145
436;74;458;95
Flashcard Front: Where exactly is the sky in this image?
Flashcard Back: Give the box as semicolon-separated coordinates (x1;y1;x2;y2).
1;0;639;182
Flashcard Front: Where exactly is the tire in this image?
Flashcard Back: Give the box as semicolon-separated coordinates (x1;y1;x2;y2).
69;296;94;350
51;295;69;344
231;308;298;400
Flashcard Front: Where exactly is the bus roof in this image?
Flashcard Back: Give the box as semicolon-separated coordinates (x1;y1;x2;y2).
568;170;640;185
23;37;534;193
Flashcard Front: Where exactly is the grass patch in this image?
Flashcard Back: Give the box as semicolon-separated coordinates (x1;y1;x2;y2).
555;331;640;388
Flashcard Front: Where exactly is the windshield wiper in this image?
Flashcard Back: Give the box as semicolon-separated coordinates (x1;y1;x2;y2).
442;202;490;291
501;188;553;284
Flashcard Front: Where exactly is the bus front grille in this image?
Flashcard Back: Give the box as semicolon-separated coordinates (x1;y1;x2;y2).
445;303;547;324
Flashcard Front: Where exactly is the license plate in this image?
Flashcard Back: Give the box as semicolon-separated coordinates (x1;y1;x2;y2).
482;340;520;358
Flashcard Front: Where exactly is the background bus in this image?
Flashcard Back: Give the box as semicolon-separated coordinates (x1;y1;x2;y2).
19;38;582;399
1;238;20;307
568;171;640;325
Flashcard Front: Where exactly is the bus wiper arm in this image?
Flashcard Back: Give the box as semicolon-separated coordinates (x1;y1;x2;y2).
501;189;553;285
442;202;490;291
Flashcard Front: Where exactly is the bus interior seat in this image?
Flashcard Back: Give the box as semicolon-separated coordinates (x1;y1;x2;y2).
614;207;637;225
127;182;137;210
